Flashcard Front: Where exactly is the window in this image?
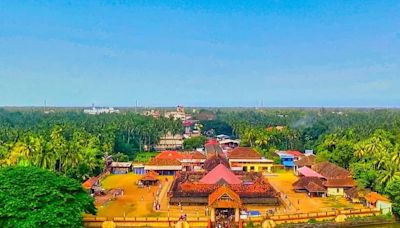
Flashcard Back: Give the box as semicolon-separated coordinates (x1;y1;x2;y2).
250;166;255;171
337;188;340;193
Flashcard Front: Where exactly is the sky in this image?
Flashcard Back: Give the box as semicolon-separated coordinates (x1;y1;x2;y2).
0;0;399;107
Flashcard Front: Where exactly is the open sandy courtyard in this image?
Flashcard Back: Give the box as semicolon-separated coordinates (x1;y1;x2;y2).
267;171;365;214
96;174;173;218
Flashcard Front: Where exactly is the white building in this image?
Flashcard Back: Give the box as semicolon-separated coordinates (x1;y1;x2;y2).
83;106;120;115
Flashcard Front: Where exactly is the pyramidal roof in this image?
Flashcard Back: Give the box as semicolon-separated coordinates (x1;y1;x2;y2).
200;164;241;185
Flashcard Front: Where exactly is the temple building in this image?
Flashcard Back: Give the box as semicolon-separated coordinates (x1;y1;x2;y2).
168;161;279;222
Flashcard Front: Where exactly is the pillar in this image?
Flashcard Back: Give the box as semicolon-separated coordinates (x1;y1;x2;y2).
210;208;216;222
268;166;272;173
235;208;240;222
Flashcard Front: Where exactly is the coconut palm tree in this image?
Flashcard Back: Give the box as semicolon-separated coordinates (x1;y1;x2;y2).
255;130;270;148
378;162;400;186
354;141;367;159
391;144;400;167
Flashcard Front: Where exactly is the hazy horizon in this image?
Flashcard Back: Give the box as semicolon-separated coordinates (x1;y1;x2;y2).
1;1;399;107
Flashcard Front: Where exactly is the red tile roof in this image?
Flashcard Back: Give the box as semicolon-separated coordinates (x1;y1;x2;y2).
155;151;185;160
208;185;242;208
305;181;326;193
147;158;182;166
286;150;304;157
293;177;324;191
191;151;207;160
82;176;99;190
141;170;159;181
364;192;390;204
200;164;241;185
205;139;219;146
324;178;356;188
227;147;261;159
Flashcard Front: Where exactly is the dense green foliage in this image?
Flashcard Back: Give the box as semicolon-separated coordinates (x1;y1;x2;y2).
200;120;233;136
0;166;95;228
183;136;207;150
0;109;182;179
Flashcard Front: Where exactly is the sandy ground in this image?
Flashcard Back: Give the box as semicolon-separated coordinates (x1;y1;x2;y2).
96;174;173;217
267;171;365;214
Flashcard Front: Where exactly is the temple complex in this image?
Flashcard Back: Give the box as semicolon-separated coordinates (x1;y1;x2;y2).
168;160;279;222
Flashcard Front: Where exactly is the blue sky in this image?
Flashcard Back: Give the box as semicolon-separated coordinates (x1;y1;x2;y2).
0;1;399;107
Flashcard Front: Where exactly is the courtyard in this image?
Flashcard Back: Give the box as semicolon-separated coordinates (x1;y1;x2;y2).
96;174;172;218
267;170;366;214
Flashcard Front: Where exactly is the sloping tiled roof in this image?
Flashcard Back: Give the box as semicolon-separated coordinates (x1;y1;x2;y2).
147;158;182;166
227;147;261;159
82;176;100;189
200;164;241;185
364;192;390;204
208;185;242;208
298;166;324;178
295;155;316;167
305;181;326;192
191;151;207;160
293;177;324;191
312;162;351;178
324;178;356;187
141;170;159;181
204;153;229;171
155;151;185;160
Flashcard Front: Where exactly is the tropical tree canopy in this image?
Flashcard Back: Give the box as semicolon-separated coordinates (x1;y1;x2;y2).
0;166;96;228
183;136;207;150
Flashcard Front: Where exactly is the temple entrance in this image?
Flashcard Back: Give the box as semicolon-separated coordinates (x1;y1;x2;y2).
215;208;235;222
215;208;236;227
208;185;242;226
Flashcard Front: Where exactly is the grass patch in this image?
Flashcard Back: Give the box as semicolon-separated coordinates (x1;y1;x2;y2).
134;152;158;163
323;196;350;209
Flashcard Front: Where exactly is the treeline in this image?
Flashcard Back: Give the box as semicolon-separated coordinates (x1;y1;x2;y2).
0;109;182;180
